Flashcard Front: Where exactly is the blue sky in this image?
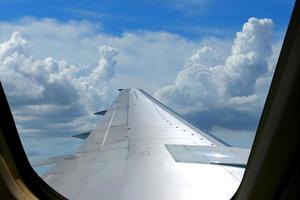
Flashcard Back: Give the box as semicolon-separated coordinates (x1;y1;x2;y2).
0;0;294;39
0;0;295;174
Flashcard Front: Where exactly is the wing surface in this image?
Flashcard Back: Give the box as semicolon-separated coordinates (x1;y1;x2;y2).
41;89;248;200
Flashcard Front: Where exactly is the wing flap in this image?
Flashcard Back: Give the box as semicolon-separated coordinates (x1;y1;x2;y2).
165;144;250;167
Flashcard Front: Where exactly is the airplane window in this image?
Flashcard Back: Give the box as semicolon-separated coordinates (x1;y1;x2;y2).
0;0;295;199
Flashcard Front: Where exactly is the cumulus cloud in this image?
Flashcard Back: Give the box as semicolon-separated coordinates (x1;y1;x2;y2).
0;17;284;163
0;18;208;163
155;18;279;131
0;31;118;136
77;45;119;111
0;18;205;93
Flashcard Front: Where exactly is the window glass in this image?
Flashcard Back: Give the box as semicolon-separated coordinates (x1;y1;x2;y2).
0;0;295;198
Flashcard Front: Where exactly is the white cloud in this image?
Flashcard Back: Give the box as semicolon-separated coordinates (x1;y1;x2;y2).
0;18;212;150
0;19;225;165
155;18;281;131
76;45;119;111
0;18;204;93
0;17;284;163
0;31;118;136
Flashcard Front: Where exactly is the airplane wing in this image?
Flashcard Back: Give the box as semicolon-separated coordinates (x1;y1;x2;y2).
40;89;249;200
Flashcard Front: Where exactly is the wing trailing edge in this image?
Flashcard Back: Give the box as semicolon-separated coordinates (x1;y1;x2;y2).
32;154;74;167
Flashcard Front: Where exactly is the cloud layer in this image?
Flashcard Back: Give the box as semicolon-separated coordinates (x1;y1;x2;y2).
0;18;210;163
0;18;205;93
155;18;279;133
0;17;283;164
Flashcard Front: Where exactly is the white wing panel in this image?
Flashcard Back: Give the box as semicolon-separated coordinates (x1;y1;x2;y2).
42;88;246;200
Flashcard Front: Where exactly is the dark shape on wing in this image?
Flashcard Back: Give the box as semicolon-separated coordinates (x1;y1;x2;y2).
72;131;92;139
94;110;107;115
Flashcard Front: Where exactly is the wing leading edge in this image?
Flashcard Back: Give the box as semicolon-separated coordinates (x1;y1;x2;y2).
41;88;248;200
